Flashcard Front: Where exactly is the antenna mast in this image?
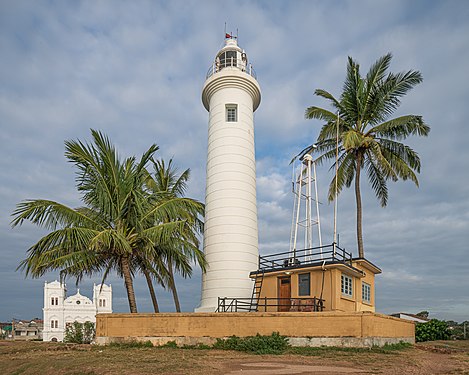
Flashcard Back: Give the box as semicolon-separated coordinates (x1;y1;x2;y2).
333;111;340;251
289;149;323;262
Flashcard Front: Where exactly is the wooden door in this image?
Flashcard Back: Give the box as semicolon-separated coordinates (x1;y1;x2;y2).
278;277;291;312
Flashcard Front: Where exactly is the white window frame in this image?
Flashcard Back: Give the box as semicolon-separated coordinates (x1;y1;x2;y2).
362;282;371;303
226;104;238;122
341;274;353;297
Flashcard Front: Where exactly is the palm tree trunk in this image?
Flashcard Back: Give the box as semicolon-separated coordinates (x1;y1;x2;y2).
167;260;181;312
143;269;160;313
355;151;365;258
121;255;138;313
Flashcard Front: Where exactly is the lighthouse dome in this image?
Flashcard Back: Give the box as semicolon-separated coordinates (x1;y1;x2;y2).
206;37;255;80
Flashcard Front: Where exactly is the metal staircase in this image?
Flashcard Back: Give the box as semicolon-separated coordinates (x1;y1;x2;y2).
249;271;264;312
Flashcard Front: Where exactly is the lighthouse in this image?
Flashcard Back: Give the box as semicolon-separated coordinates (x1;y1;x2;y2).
196;36;261;312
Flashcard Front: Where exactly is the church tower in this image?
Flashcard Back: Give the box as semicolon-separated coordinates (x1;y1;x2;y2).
196;36;261;312
93;283;113;313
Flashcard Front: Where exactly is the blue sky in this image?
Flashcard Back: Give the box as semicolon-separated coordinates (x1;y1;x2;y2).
1;0;468;322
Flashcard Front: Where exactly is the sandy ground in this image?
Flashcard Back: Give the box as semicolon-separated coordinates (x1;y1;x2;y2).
1;340;468;374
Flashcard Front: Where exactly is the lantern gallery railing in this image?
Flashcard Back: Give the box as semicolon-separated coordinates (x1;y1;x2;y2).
256;243;352;273
206;58;257;79
216;297;325;313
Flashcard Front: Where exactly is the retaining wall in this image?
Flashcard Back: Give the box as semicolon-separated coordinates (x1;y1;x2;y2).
95;311;415;348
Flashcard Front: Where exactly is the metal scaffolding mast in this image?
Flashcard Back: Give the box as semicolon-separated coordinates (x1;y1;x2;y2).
289;151;323;261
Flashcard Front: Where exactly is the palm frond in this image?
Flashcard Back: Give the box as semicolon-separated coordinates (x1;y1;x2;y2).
11;200;101;230
368;115;430;140
364;151;389;207
327;152;356;201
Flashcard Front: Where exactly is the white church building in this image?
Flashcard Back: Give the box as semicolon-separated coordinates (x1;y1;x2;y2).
43;280;112;342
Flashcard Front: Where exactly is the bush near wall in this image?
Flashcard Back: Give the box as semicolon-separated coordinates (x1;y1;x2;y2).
415;319;450;342
64;322;95;344
213;332;290;354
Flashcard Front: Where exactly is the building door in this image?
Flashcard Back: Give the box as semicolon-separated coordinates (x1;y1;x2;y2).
278;277;291;312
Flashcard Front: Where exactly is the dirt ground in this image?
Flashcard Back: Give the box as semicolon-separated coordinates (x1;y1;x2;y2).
1;340;468;375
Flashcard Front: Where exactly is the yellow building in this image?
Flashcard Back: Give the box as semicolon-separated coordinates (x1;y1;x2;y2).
217;243;381;314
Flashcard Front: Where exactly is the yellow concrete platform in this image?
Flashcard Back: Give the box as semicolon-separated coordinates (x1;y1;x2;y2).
96;311;415;348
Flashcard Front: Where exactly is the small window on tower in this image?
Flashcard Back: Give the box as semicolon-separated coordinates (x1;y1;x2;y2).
102;299;106;307
226;104;237;122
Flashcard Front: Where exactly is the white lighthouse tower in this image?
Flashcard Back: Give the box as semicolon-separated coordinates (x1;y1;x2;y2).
196;36;261;312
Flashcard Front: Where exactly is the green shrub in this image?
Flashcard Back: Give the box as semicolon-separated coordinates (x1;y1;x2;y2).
415;319;450;342
64;321;95;344
162;340;178;348
213;332;289;354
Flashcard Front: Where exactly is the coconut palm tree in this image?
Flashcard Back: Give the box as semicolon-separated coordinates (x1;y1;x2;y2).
11;130;191;313
145;159;205;312
298;53;430;258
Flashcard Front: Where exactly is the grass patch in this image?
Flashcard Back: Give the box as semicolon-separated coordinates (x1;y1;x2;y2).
11;364;33;375
160;341;211;350
108;340;153;348
380;341;412;351
181;343;212;350
288;341;412;356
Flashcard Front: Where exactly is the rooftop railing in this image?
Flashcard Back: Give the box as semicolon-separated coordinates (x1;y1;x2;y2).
206;57;257;79
217;297;325;313
256;243;352;273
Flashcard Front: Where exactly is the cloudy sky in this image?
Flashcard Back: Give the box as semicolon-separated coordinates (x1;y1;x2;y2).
1;0;468;323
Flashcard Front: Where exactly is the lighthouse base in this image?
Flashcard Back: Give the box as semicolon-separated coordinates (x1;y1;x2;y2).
193;305;217;313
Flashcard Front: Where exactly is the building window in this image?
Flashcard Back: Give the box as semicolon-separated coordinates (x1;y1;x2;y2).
99;299;106;307
341;274;353;297
55;297;58;305
362;282;371;303
298;273;310;296
51;297;54;305
226;104;237;122
51;320;59;329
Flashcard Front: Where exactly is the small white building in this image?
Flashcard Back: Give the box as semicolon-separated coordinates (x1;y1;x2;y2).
42;280;112;342
390;313;429;323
